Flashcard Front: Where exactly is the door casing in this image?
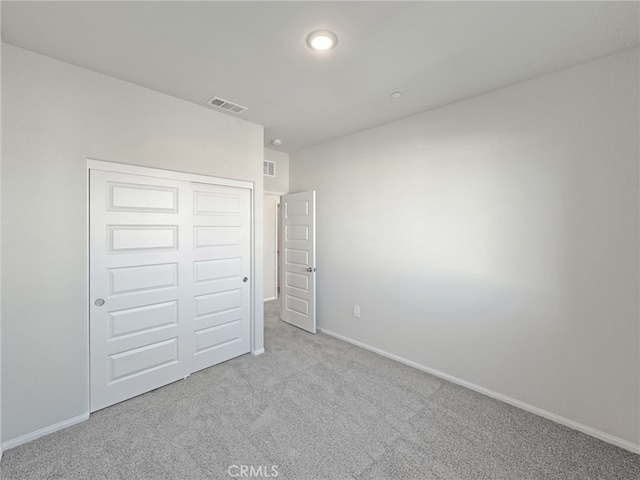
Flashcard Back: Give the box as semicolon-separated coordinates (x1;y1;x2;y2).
264;193;282;301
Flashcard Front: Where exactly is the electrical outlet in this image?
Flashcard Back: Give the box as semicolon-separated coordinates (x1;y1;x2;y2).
353;305;361;318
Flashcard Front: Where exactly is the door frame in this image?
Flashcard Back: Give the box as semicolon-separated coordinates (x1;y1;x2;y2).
264;191;285;302
86;159;258;406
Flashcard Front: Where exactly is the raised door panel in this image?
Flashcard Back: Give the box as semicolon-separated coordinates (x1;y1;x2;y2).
109;226;178;253
109;338;179;382
194;191;242;216
109;183;178;213
108;301;178;338
109;263;178;294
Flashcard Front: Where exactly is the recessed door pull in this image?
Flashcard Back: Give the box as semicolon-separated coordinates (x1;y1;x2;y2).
95;298;105;307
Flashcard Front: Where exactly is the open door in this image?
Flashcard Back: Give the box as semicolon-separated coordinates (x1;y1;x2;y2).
280;191;316;333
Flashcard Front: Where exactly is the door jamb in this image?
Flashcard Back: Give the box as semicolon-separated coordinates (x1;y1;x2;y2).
264;192;284;302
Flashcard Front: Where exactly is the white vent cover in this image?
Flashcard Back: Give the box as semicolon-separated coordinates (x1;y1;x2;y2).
263;160;276;177
206;96;248;114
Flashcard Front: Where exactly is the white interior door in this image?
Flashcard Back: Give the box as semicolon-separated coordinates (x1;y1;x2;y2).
190;182;251;373
89;170;193;412
280;191;316;333
90;168;251;411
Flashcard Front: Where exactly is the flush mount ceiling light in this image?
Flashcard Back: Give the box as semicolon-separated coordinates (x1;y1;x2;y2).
271;139;283;146
306;30;338;51
391;92;403;98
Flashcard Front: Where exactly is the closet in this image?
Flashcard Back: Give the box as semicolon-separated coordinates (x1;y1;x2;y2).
89;163;251;411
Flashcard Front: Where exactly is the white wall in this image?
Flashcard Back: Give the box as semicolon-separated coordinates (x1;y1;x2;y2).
264;148;289;194
1;44;264;444
290;49;640;449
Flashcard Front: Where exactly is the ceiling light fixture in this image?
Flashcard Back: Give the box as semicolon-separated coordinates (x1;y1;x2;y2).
391;92;403;98
306;30;338;51
271;139;283;146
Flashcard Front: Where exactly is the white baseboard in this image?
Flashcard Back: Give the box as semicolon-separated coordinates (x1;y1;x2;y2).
319;328;640;455
252;348;265;356
1;412;90;452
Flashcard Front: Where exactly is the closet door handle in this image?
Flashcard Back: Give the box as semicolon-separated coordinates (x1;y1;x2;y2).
243;277;248;283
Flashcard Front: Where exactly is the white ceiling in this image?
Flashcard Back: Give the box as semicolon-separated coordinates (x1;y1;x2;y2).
2;1;638;153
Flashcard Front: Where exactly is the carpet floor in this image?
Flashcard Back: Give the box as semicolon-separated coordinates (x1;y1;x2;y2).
1;300;638;479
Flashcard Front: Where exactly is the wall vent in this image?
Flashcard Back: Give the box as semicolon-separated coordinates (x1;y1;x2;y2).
263;160;276;177
206;96;248;114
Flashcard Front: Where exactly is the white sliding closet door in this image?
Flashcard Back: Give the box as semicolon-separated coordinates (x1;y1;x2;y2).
89;170;192;412
190;182;251;372
90;168;251;412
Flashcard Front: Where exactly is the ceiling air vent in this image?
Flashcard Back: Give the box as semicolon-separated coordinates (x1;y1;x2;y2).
206;96;248;114
263;160;276;177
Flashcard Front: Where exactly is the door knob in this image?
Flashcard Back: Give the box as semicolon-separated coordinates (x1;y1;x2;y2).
306;267;316;273
94;298;105;307
243;277;248;283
